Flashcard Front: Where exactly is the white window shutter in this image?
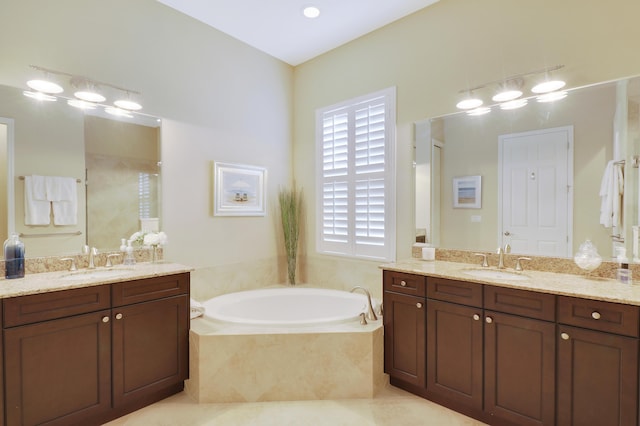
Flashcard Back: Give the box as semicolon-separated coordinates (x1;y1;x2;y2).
316;87;396;261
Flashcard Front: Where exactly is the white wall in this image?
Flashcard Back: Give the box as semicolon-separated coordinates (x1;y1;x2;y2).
0;0;293;299
293;0;640;297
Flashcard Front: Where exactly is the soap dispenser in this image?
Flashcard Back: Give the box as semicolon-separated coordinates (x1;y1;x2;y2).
123;241;136;266
4;233;25;279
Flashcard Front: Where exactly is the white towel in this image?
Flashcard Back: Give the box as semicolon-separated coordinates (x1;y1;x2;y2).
30;175;47;200
24;176;51;225
599;160;624;228
190;298;205;319
45;176;76;201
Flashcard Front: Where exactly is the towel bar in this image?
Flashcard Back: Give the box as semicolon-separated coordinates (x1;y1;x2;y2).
19;231;82;238
18;176;82;183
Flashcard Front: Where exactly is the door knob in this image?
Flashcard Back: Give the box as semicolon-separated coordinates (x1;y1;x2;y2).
102;316;110;323
473;314;480;321
485;316;493;324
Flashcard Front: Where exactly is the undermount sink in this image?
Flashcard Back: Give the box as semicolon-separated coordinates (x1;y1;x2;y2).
462;268;529;281
61;268;134;281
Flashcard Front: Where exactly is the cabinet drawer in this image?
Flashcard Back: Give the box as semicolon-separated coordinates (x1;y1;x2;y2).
558;296;640;337
484;286;555;321
427;277;482;307
4;285;111;328
112;273;190;307
383;270;426;297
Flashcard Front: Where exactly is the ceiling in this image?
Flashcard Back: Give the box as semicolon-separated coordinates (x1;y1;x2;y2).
156;0;440;66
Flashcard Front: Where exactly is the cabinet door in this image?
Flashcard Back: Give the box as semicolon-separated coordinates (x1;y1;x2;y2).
427;300;482;410
383;291;426;388
112;295;189;408
4;310;112;426
484;311;555;426
557;325;638;426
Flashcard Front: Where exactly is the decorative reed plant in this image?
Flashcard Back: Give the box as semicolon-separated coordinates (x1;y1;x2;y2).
279;184;302;285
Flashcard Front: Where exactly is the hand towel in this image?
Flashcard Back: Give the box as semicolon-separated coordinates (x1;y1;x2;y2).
599;160;624;228
45;176;76;201
24;175;51;225
30;175;47;200
190;298;205;319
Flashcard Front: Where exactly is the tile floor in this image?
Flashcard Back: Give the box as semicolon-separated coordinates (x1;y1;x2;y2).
105;383;488;426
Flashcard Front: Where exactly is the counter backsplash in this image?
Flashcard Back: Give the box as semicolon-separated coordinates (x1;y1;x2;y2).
411;245;633;280
0;247;162;277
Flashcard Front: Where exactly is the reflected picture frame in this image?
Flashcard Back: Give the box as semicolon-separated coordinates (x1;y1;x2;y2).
453;175;482;209
213;162;267;216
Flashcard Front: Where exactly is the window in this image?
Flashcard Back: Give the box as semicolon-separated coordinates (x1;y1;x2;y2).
316;87;396;261
138;172;152;219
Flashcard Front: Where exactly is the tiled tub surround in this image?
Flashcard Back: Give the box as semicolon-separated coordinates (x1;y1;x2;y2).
187;308;384;403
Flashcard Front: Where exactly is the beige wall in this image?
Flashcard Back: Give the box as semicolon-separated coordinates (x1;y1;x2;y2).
0;0;293;297
293;0;640;291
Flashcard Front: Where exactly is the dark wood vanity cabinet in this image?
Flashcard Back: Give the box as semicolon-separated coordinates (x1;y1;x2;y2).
383;271;426;388
2;272;189;426
556;296;639;426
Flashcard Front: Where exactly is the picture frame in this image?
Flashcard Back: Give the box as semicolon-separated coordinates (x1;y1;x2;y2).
213;162;267;216
453;175;482;209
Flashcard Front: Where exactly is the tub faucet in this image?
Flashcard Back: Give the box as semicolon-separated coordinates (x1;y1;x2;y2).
497;243;511;269
350;286;378;321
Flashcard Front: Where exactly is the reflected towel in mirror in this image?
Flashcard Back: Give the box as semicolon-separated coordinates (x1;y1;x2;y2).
599;160;624;228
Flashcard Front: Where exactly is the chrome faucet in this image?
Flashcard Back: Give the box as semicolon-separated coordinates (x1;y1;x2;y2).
83;245;98;269
497;244;511;269
350;286;378;321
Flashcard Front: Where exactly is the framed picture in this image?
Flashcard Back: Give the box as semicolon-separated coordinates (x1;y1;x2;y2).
213;162;267;216
453;175;482;209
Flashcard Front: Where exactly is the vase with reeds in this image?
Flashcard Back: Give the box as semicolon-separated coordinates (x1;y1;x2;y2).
279;185;302;285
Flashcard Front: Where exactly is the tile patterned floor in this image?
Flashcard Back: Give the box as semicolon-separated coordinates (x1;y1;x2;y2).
105;383;488;426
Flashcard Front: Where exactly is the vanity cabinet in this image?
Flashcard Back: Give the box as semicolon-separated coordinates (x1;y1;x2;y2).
426;280;555;426
426;278;483;412
2;272;189;426
557;296;639;426
383;271;426;388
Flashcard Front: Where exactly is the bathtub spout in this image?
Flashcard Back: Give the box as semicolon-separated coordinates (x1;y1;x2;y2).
350;286;378;321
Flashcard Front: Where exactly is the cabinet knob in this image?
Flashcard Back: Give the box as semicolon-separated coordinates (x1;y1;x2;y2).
561;332;570;340
485;316;493;324
473;314;480;321
591;311;601;320
416;302;423;309
102;316;110;323
115;313;123;320
400;280;407;287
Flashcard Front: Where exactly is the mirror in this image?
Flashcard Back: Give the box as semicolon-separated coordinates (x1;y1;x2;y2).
0;83;161;258
415;75;640;261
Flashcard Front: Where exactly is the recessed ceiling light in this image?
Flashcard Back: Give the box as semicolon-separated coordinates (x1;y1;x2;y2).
114;99;142;111
456;96;483;110
303;6;320;19
75;90;106;103
492;89;523;103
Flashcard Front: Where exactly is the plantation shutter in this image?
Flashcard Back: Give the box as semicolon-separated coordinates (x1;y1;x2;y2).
316;87;396;261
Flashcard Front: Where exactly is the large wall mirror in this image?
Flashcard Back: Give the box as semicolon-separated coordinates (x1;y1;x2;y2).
0;83;161;258
415;74;640;262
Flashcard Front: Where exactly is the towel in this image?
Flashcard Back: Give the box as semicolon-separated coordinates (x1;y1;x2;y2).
46;176;78;225
190;298;205;319
24;176;51;225
45;176;76;202
599;160;624;228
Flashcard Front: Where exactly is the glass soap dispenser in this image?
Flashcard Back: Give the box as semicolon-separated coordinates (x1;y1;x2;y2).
4;233;25;279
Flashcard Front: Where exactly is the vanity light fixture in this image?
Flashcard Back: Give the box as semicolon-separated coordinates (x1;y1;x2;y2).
24;65;143;111
303;6;321;18
455;65;565;111
536;90;568;103
26;79;63;94
467;106;491;116
456;91;483;110
492;79;523;103
22;90;57;102
67;99;97;110
105;106;134;118
499;98;528;110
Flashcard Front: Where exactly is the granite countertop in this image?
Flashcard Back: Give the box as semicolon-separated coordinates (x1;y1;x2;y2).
0;262;194;299
381;259;640;306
